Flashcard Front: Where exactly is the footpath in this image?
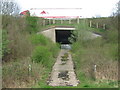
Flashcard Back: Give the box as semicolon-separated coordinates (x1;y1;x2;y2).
48;49;79;86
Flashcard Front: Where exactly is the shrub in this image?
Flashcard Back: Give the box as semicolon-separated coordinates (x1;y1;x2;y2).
2;29;10;58
30;34;60;58
48;43;60;58
30;34;48;45
31;46;53;67
71;19;118;87
71;42;80;52
2;57;45;88
26;16;39;33
105;29;118;43
2;15;34;62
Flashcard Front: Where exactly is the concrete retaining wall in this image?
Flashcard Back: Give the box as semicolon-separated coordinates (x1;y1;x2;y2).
41;28;56;43
38;26;75;43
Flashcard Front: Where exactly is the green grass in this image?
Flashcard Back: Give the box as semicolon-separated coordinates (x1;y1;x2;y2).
2;16;118;88
2;57;46;88
32;19;118;88
33;70;118;88
3;33;60;88
70;19;118;88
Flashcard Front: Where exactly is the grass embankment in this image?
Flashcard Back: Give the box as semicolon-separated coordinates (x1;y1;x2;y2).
71;20;118;88
2;16;118;88
2;16;60;88
33;18;118;88
2;33;60;88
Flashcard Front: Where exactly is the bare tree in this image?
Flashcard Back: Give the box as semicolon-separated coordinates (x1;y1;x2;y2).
118;0;120;16
1;0;20;15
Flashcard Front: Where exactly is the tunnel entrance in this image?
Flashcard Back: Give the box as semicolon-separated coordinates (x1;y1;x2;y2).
55;30;72;44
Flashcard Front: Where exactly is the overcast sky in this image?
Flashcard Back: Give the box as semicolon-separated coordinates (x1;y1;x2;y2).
17;0;119;18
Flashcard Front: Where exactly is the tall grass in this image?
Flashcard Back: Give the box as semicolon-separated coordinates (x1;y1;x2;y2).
30;34;60;67
2;57;46;88
71;18;118;87
2;15;34;61
2;15;60;88
30;34;49;46
2;29;10;58
32;46;53;67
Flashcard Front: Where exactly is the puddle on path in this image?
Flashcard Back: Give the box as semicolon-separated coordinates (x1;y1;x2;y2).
58;71;69;80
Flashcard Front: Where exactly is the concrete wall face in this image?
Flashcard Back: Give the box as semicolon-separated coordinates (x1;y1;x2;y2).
40;27;75;43
41;28;56;43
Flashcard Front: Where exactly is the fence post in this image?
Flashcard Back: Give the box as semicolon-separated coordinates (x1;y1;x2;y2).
53;19;55;24
94;64;97;72
103;24;106;29
77;17;79;24
69;19;71;24
43;19;45;26
28;64;32;76
49;19;51;24
94;64;97;80
96;23;99;28
90;20;92;27
61;19;63;24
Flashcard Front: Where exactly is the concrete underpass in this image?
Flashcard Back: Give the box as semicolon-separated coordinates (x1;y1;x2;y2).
55;30;72;44
40;26;75;43
40;26;102;86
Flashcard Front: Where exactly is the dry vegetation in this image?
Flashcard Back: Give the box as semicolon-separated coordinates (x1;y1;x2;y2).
2;15;60;88
71;16;118;87
1;0;119;88
2;16;119;88
2;16;33;61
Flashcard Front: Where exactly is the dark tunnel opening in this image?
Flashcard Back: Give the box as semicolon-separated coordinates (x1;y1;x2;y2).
55;30;73;44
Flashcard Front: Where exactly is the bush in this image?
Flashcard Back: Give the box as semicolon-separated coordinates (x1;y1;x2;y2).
26;16;39;33
2;15;34;62
30;34;48;45
71;19;118;87
105;29;118;43
30;34;60;58
2;57;45;88
71;42;81;52
49;43;60;58
2;29;10;58
103;43;118;60
31;46;53;67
